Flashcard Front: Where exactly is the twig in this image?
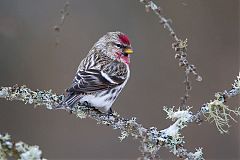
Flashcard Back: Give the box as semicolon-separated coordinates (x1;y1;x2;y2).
138;0;202;108
53;1;70;46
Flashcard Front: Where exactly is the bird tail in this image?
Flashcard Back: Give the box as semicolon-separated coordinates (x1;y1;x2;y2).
57;93;82;109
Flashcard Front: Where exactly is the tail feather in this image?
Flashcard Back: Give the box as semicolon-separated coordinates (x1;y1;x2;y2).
57;93;82;109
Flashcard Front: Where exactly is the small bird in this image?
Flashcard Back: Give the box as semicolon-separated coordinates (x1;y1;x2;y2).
62;31;133;113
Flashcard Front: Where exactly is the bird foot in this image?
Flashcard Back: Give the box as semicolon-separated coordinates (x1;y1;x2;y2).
83;101;92;107
107;108;113;118
82;101;99;112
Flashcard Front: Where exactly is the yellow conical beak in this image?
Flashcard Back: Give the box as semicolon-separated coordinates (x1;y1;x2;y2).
124;48;133;54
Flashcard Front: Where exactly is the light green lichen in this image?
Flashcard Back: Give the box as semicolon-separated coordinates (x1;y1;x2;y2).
204;92;240;134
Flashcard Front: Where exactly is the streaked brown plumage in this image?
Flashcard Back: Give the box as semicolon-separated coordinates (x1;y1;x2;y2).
62;31;133;113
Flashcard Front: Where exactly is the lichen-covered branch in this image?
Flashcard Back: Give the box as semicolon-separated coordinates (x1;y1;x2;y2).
0;85;203;160
139;0;202;108
138;0;240;137
201;73;240;134
1;73;239;159
0;133;45;160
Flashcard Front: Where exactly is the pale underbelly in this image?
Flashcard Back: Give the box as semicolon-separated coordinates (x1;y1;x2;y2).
79;86;122;111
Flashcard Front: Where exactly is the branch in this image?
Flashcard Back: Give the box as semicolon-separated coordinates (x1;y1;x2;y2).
138;0;240;139
0;133;45;160
0;84;204;159
0;0;238;158
1;72;239;159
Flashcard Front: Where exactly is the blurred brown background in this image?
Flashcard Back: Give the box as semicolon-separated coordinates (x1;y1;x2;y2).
0;0;239;159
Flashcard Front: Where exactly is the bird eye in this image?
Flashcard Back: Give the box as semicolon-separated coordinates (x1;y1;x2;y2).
115;43;123;48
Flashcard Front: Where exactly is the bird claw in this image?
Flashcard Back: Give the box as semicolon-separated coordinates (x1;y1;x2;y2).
83;101;92;107
82;101;98;112
82;102;114;119
69;109;73;114
107;108;113;118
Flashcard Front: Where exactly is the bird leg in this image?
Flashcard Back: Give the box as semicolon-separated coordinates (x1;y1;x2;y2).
107;108;113;117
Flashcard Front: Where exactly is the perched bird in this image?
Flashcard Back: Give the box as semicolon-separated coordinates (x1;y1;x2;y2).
62;31;133;113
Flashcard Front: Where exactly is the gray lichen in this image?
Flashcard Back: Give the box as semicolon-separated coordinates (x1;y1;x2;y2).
0;85;206;159
1;74;239;160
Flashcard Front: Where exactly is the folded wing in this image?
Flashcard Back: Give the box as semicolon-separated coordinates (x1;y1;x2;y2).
66;69;125;94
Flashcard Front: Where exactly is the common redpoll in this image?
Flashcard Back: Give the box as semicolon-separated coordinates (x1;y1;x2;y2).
62;31;133;113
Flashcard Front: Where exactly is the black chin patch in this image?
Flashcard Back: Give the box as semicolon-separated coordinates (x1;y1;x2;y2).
122;52;128;57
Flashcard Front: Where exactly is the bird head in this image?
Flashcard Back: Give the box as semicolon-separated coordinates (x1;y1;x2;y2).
94;31;133;65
